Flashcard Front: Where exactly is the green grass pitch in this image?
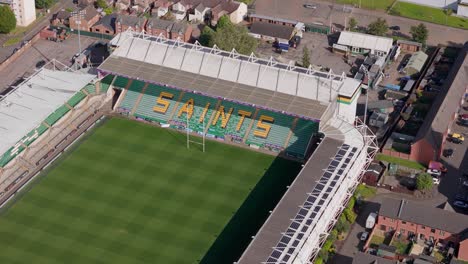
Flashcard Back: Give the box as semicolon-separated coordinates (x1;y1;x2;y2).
0;117;301;264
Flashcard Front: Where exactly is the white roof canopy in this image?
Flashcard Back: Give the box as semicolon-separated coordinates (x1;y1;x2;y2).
338;31;393;53
0;68;95;156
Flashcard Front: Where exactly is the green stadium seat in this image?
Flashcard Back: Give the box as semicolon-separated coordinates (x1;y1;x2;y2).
44;105;71;126
286;119;319;158
246;110;294;151
100;75;115;92
83;84;96;95
118;80;146;112
68;91;86;107
208;100;255;141
112;76;129;89
170;93;218;133
134;83;181;123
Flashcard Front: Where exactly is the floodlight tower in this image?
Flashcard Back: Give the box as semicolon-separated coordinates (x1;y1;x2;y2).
71;9;86;55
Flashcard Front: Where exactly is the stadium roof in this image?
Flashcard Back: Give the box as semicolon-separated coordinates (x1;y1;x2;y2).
338;31;393;53
100;31;361;121
0;66;95;158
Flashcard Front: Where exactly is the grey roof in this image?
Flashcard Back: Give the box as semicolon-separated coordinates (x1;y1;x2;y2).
379;198;468;234
367;100;394;110
249;13;298;25
55;10;71;20
117;15;145;27
250;22;294;40
414;43;468;153
397;39;423;47
80;6;99;21
352;252;396;264
238;137;343;263
404;51;428;74
170;21;189;33
99;56;329;120
92;14;117;31
146;17;174;30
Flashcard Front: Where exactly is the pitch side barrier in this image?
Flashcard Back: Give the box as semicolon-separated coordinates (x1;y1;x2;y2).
0;113;106;208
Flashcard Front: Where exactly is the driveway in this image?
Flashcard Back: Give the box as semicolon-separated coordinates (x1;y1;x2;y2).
254;0;468;46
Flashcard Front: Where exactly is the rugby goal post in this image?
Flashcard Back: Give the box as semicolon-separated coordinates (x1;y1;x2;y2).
186;112;206;152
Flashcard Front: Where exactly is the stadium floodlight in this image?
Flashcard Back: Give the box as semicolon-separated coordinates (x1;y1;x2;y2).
185;112;205;152
71;10;86;55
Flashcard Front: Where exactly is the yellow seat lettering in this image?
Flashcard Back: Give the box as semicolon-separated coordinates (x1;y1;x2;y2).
254;115;274;138
199;102;211;123
178;98;194;119
212;105;233;128
153;92;173;114
236;110;252;131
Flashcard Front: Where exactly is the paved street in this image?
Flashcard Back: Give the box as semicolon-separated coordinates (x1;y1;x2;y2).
0;0;75;63
254;0;468;46
0;35;98;91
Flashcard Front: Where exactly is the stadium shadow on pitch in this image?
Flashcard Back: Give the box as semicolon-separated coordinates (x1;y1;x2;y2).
199;155;302;264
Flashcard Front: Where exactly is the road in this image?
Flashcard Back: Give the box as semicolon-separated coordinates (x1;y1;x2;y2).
0;0;75;63
254;0;468;46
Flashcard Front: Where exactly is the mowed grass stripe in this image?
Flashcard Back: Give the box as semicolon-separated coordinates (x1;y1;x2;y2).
0;117;300;264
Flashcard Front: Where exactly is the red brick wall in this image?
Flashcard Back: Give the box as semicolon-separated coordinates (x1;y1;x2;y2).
459;239;468;261
377;215;459;244
410;139;436;166
146;27;169;38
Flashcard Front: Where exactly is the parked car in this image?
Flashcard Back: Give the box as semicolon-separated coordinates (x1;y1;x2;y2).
456;193;468;202
443;148;454;158
448;133;464;144
453;200;468;209
459;114;468;121
427;169;441;177
433;178;440;185
303;3;317;9
390;25;401;30
366;213;377;229
360;231;369;241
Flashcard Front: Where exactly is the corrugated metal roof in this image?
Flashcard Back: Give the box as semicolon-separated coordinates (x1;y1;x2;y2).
338;31;393;53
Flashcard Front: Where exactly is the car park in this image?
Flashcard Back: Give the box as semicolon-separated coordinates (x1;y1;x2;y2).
443;148;454;158
453;200;468;209
360;231;369;241
427;169;441;177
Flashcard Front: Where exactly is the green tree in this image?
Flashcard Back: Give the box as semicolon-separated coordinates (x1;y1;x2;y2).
0;5;16;34
104;7;113;15
212;23;257;55
410;23;429;45
302;46;311;68
343;208;357;223
35;0;55;9
199;25;215;47
367;18;388;36
416;173;433;191
348;17;358;31
96;0;108;9
216;15;232;30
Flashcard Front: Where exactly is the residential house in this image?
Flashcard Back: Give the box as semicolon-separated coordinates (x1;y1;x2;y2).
69;6;100;31
409;42;468;165
377;198;468;246
172;0;190;20
249;22;294;42
145;18;192;41
170;21;192;41
116;15;147;33
146;17;174;37
210;0;246;24
51;10;71;26
90;13;117;35
152;0;172;17
188;2;210;22
116;0;131;11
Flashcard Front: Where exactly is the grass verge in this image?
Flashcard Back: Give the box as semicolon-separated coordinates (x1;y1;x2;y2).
376;154;426;170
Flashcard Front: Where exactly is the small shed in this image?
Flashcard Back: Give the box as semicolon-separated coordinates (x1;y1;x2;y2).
369;111;389;128
249;22;294;42
397;39;422;53
403;51;428;76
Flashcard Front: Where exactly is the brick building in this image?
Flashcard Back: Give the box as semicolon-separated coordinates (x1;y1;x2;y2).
378;198;468;247
145;18;192;42
90;14;117;35
69;6;100;31
115;15;146;34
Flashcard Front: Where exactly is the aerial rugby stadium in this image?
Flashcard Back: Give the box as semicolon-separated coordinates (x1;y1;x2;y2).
0;30;377;264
